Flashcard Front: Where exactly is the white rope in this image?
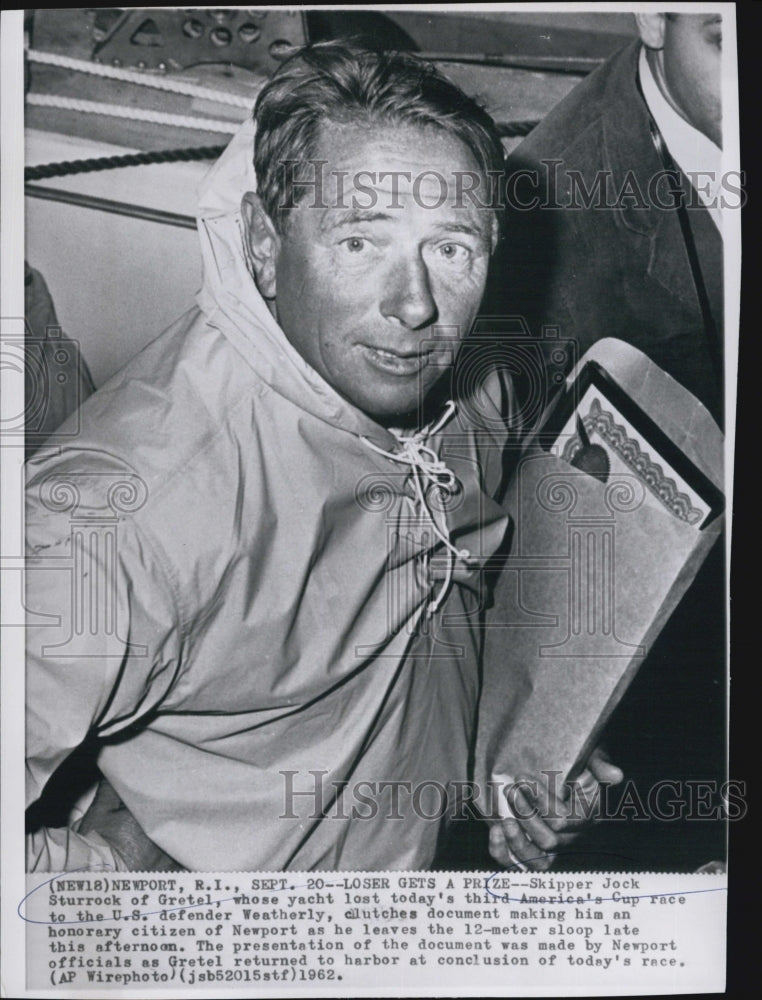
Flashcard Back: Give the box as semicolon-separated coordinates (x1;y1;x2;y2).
362;401;471;617
26;47;258;110
26;92;241;134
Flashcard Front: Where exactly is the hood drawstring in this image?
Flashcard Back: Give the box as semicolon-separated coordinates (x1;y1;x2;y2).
362;400;472;617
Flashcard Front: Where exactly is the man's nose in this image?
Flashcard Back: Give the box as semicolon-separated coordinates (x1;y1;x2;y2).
380;254;437;330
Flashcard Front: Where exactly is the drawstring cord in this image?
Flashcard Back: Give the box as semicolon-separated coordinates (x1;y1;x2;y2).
361;400;472;616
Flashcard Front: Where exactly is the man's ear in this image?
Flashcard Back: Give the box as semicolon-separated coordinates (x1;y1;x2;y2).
635;13;667;50
241;192;280;300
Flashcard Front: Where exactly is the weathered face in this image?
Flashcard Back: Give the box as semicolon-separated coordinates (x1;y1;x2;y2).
663;13;722;147
249;121;496;423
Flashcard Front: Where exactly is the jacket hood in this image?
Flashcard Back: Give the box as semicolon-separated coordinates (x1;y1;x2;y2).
195;117;401;445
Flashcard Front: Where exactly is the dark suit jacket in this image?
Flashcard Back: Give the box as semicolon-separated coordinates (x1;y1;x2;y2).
497;39;723;426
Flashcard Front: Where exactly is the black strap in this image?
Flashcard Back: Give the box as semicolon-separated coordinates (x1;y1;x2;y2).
636;72;723;388
646;119;723;385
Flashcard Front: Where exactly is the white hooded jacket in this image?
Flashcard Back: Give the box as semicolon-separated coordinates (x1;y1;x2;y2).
25;120;515;871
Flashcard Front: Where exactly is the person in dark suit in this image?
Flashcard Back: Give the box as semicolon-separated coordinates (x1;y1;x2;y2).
477;13;728;873
499;11;725;427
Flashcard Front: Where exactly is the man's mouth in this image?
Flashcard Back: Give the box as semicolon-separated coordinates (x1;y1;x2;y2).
363;345;434;376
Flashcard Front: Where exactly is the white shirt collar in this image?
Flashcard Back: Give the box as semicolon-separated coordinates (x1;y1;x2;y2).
638;44;723;235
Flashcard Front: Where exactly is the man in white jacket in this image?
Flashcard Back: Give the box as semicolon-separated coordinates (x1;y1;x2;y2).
26;43;618;872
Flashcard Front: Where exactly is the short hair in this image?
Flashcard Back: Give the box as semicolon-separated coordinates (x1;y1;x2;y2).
252;41;505;231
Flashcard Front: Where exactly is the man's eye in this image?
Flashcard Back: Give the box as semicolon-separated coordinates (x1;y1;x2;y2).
340;237;367;253
437;243;470;264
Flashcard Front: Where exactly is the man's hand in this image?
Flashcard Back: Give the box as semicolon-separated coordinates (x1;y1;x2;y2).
488;748;623;871
79;779;183;871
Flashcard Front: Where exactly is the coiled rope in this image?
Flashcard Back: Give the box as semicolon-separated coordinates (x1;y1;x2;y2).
24;145;227;182
25;47;258;109
26;93;241;134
